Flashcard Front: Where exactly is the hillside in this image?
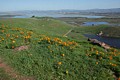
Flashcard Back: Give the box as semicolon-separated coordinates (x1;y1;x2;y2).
0;18;120;80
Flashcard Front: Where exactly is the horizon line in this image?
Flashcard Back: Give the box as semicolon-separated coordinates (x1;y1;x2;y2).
0;7;120;12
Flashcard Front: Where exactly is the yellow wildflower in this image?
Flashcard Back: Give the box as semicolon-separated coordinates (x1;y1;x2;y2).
100;57;102;60
66;70;68;74
12;46;15;49
112;64;117;67
20;31;24;35
58;62;62;65
96;51;99;55
96;62;98;64
6;34;10;37
12;40;15;43
2;38;4;41
10;38;14;40
1;30;4;33
109;56;113;60
61;54;65;57
15;35;19;38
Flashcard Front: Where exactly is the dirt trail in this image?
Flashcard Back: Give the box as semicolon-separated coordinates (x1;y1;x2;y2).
0;58;35;80
63;24;76;37
63;29;73;37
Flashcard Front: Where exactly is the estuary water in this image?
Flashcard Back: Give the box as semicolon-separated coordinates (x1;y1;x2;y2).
84;34;120;48
82;22;109;26
0;12;104;18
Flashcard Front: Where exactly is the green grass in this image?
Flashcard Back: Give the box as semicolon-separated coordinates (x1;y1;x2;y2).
58;17;120;24
0;18;73;36
67;25;108;40
101;27;120;38
0;18;120;80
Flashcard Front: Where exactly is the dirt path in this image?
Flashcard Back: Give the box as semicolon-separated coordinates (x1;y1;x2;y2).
63;28;73;37
63;24;76;37
0;58;35;80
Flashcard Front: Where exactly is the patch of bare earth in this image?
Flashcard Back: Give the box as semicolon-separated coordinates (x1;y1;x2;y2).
0;58;35;80
14;46;29;51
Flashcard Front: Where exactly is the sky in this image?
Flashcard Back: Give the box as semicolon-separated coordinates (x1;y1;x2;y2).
0;0;120;11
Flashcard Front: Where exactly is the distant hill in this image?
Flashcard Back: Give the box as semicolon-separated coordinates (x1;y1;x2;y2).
80;8;120;13
57;8;120;13
0;8;120;13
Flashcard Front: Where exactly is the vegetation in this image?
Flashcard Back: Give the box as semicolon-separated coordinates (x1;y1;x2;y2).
0;68;14;80
58;17;120;38
101;27;120;38
58;17;120;25
31;15;35;18
0;17;120;80
0;18;73;36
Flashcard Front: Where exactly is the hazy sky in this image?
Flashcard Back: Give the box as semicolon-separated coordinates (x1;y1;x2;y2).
0;0;120;11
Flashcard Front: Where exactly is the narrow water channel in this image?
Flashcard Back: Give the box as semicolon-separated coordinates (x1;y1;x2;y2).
84;34;120;48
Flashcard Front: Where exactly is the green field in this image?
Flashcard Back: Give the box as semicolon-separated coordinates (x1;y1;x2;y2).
0;18;120;80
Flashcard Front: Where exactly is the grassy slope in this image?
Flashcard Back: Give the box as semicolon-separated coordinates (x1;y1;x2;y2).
67;25;108;40
0;18;120;80
0;18;73;36
102;27;120;38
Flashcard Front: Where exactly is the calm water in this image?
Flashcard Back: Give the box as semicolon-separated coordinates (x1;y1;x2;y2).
82;22;109;26
0;12;104;18
13;15;29;18
84;34;120;48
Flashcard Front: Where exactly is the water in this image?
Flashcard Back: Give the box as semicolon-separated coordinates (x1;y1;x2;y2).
84;34;120;48
18;12;104;18
0;12;104;18
13;15;29;18
82;22;109;26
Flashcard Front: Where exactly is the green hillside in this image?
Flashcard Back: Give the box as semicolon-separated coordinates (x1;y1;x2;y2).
0;18;120;80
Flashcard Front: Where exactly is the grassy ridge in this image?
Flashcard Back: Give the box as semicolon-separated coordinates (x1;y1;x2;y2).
0;18;120;80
